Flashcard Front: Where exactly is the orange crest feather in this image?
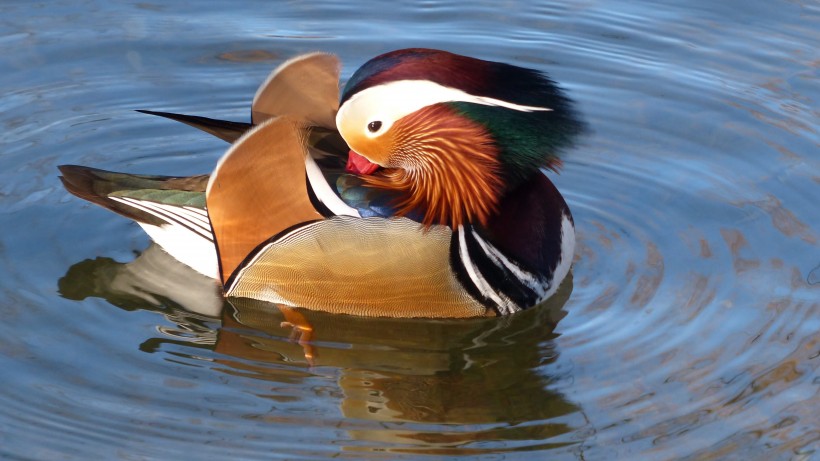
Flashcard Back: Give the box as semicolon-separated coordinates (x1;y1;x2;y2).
362;104;504;229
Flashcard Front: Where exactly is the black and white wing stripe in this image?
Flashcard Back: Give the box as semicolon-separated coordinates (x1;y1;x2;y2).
108;196;218;279
453;226;530;315
451;215;575;315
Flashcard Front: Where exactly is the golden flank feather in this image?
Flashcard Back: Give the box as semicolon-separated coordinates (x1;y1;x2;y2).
362;104;504;228
227;216;490;317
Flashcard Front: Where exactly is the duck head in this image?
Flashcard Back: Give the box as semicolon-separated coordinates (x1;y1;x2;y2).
336;48;583;229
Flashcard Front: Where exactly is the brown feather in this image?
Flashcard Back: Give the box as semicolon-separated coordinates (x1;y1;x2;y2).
252;53;341;129
361;104;504;229
206;117;324;284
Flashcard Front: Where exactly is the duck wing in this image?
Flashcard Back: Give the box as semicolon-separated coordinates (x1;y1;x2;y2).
207;116;486;317
58;165;217;277
206;117;329;283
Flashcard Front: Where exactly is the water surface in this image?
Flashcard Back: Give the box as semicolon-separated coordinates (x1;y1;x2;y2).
1;1;818;459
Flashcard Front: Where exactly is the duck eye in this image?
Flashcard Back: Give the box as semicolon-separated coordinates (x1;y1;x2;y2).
367;121;382;133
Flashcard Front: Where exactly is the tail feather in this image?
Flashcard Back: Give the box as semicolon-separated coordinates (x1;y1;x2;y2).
59;165;218;278
135;110;252;143
58;165;208;226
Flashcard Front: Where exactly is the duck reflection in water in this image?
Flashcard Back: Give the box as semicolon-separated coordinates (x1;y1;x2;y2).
58;247;581;450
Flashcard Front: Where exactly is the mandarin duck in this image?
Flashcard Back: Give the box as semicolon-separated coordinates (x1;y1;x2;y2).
59;48;584;318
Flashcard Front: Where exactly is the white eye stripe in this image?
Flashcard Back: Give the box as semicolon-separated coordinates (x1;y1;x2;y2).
337;79;552;137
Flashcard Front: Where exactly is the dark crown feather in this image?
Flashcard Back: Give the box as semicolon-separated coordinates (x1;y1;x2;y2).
340;48;584;184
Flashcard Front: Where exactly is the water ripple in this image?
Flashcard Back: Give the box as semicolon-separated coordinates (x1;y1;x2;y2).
1;0;818;460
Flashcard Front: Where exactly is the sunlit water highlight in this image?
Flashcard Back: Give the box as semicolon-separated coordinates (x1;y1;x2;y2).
0;1;817;459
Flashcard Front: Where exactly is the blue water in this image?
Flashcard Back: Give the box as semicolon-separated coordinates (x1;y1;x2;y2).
1;1;818;459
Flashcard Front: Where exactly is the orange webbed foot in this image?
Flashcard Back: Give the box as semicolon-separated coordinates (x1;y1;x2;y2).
278;306;316;366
